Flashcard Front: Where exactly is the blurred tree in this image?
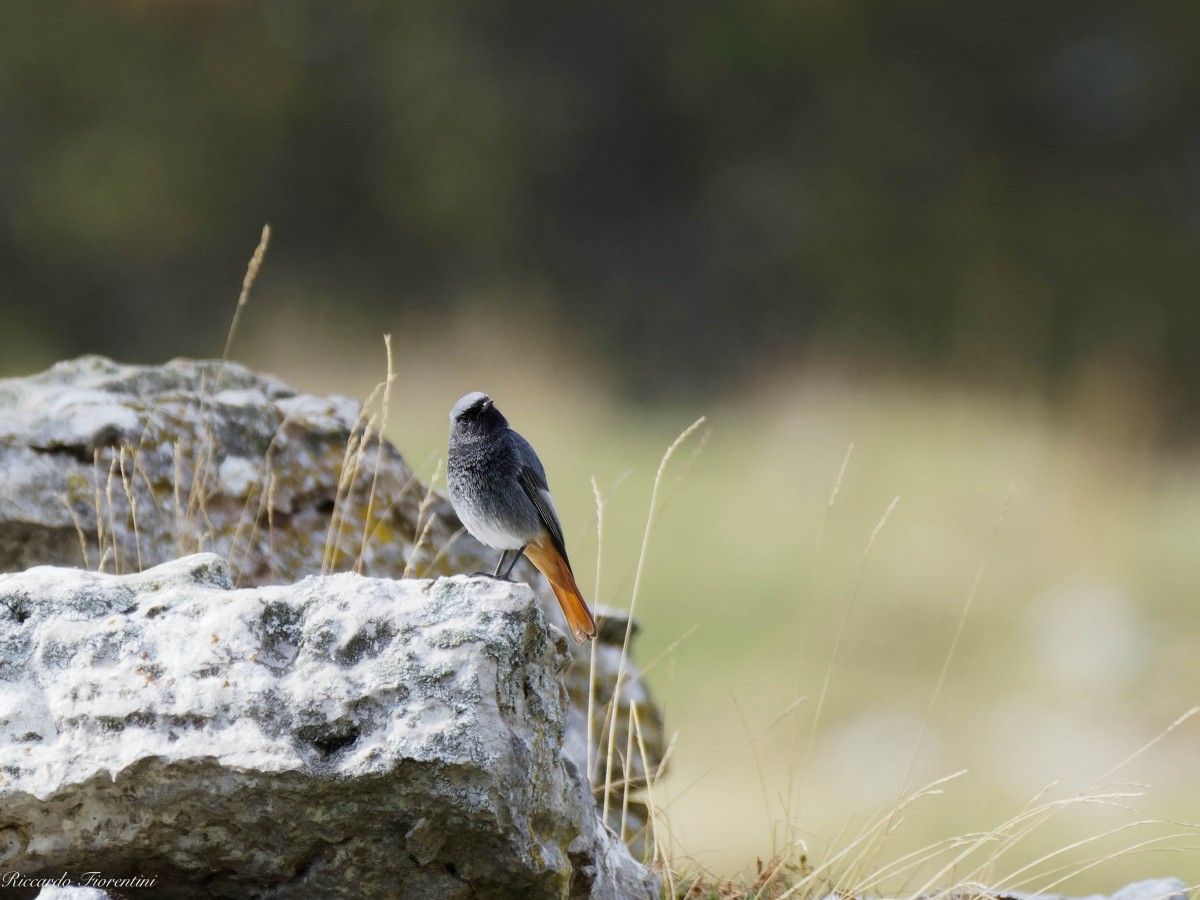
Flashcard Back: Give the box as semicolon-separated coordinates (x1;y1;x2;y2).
0;0;1198;415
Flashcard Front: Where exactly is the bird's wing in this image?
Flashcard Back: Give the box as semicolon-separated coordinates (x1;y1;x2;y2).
516;463;569;564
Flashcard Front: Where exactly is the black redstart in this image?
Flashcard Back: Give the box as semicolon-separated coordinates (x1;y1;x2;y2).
446;391;597;643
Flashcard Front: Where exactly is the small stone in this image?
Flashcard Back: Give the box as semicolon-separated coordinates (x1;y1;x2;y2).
37;888;111;900
37;888;110;900
1109;879;1189;900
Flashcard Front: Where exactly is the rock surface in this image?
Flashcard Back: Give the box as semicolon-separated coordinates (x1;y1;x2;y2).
34;889;109;900
0;555;657;900
0;355;464;585
807;881;1191;900
934;880;1190;900
1105;879;1189;900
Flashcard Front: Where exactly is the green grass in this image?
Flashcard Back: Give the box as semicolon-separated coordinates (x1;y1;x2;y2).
245;313;1200;896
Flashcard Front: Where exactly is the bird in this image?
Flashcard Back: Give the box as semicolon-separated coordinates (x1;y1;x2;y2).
446;391;596;643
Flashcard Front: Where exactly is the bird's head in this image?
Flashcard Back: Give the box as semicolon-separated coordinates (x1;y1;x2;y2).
449;391;507;435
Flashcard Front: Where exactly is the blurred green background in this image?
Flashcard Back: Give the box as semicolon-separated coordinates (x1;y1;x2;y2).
3;0;1200;892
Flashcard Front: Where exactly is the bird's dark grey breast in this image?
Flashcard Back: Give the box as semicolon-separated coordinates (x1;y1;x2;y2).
447;429;542;545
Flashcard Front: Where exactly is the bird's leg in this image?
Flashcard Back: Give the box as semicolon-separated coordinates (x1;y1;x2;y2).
469;548;515;579
492;549;512;578
497;545;526;580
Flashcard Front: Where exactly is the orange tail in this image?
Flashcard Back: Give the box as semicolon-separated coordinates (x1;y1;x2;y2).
523;537;596;643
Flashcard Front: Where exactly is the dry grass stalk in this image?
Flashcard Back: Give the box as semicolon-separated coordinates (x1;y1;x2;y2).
603;417;707;826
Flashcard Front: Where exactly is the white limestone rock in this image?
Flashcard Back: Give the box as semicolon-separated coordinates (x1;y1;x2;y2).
35;888;110;900
0;355;464;585
0;555;657;900
1107;880;1188;900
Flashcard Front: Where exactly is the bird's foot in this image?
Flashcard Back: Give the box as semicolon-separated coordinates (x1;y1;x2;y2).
467;571;514;582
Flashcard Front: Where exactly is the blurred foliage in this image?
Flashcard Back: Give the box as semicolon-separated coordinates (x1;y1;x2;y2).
2;1;1199;410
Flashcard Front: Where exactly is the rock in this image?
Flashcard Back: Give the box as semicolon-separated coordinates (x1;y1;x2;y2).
928;879;1189;900
0;355;665;857
0;555;658;900
36;888;111;900
1108;880;1189;900
0;354;466;586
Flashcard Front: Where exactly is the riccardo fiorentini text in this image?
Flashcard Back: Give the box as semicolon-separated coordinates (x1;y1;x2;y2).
1;870;158;889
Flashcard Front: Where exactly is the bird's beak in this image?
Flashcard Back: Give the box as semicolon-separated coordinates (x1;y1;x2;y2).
482;398;493;412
